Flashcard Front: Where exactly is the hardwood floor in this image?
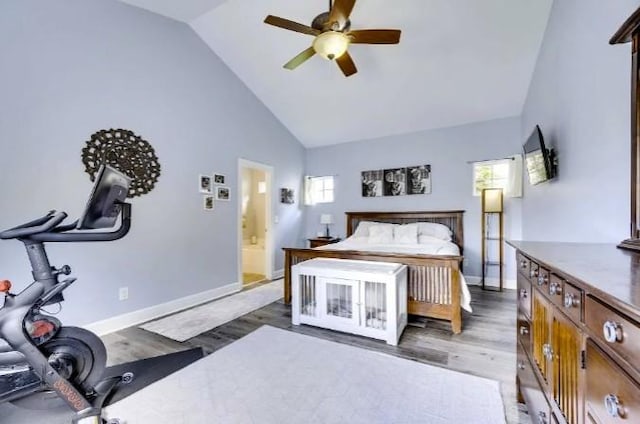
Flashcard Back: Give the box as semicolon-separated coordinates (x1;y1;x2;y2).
102;285;530;424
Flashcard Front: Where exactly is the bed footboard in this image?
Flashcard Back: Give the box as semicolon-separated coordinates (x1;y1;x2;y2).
283;248;463;334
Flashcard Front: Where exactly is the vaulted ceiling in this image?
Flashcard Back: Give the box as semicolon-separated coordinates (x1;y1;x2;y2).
118;0;553;147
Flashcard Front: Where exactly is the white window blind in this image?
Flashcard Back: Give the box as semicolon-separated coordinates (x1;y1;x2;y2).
304;175;335;205
473;155;522;197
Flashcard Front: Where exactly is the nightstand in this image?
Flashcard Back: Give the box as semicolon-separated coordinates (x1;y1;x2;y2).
308;237;341;248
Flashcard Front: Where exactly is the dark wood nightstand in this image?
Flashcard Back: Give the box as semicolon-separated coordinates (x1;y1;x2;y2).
308;237;341;248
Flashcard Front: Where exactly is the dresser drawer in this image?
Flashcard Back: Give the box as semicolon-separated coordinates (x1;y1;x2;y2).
518;273;532;319
547;274;564;306
530;261;540;282
517;252;530;278
585;296;640;371
586;340;640;423
561;282;583;323
518;315;532;356
518;341;552;424
531;265;550;292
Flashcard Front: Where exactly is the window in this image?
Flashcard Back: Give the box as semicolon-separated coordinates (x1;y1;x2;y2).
473;155;522;197
304;176;335;204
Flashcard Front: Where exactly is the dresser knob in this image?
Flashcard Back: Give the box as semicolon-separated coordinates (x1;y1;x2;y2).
520;260;527;269
549;281;561;295
542;343;554;361
517;360;526;370
604;394;624;418
537;411;548;424
537;275;548;286
563;293;579;308
519;326;529;336
519;289;528;299
603;321;623;343
530;269;539;279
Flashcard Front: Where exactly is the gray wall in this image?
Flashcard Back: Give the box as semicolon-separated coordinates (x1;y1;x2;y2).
0;0;305;325
521;0;638;242
304;117;523;279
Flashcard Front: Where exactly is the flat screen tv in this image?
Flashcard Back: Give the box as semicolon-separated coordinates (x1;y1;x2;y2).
77;165;131;230
523;125;555;185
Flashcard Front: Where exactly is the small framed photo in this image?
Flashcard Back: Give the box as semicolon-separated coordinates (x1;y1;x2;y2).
361;169;383;197
213;174;226;185
215;186;230;201
280;188;294;204
203;195;214;211
199;175;212;194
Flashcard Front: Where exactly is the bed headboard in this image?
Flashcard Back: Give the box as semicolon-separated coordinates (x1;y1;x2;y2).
345;210;465;253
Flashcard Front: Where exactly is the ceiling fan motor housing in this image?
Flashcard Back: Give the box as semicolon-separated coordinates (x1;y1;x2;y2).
312;11;351;32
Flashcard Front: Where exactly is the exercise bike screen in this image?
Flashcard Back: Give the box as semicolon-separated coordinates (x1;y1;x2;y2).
77;165;131;230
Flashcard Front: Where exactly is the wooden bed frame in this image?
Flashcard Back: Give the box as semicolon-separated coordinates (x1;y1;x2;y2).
283;210;465;334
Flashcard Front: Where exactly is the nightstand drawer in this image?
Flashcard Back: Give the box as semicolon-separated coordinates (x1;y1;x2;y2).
308;238;341;248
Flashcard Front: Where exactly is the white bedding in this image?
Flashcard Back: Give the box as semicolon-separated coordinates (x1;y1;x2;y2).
315;236;472;312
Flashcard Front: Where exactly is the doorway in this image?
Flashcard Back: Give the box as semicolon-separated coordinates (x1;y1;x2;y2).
238;159;273;286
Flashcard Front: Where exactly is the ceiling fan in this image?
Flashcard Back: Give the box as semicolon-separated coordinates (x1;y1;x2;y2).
264;0;401;77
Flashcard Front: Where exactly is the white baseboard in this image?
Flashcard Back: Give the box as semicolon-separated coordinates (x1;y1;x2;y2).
272;268;284;279
85;281;242;336
464;275;516;290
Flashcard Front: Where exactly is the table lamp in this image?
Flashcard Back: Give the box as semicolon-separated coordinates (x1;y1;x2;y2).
320;214;334;238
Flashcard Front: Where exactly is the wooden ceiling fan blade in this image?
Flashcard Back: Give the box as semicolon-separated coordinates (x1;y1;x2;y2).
349;29;401;44
336;51;357;77
328;0;356;27
284;47;316;70
264;15;320;36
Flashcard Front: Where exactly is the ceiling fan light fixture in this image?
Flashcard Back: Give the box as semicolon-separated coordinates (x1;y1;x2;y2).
313;31;350;61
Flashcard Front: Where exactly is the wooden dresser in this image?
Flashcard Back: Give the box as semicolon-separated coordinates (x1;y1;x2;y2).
508;241;640;424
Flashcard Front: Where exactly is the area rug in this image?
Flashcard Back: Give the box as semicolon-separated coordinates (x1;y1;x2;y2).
107;325;505;423
2;326;506;424
139;279;283;342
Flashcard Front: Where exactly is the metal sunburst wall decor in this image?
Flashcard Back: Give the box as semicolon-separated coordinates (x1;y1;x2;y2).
81;129;161;198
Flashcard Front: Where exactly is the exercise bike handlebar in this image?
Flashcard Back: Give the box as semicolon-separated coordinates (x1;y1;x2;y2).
0;211;68;240
30;203;131;243
0;203;131;243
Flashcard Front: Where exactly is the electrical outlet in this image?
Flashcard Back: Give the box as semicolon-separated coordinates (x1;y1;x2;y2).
119;287;129;301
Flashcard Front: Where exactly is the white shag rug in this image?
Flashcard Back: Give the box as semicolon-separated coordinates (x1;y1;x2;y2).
140;279;283;342
2;325;506;424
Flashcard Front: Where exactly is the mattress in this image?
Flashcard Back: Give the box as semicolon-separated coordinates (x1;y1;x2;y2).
315;237;472;312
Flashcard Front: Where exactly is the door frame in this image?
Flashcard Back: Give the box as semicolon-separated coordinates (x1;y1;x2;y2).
237;158;274;283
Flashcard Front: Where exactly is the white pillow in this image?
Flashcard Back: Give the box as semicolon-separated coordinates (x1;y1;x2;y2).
417;222;453;241
367;224;394;244
352;221;378;238
394;223;418;244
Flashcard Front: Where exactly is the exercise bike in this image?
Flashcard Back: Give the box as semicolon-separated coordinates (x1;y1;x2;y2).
0;165;202;423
